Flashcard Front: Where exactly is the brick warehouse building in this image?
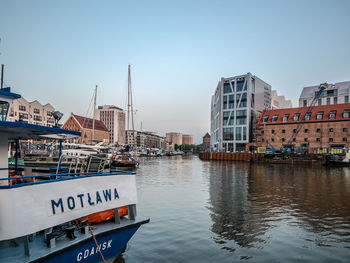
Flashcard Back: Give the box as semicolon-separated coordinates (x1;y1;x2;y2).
62;113;110;144
255;103;350;153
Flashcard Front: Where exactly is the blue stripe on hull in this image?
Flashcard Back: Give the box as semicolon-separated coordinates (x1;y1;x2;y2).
43;226;140;263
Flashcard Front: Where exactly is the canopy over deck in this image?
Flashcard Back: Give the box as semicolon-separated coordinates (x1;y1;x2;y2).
0;121;81;140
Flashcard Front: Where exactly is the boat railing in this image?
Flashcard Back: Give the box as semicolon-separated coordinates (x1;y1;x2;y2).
1;170;135;189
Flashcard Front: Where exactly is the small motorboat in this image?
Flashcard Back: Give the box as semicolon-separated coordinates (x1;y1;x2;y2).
111;154;139;168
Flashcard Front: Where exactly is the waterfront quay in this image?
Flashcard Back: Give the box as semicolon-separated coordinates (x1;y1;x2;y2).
122;155;350;262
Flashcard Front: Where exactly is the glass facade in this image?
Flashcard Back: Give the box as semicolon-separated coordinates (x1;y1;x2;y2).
224;83;231;93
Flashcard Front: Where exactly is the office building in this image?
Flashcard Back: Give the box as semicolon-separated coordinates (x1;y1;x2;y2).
210;72;271;152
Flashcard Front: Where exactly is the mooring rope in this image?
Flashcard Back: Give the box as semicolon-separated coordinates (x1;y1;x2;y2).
89;226;107;263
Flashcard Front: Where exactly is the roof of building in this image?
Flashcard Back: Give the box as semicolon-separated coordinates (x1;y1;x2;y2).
299;81;350;99
258;103;350;126
203;132;210;138
72;114;109;132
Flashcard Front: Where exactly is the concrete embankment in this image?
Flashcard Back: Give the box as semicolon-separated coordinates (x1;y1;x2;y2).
199;152;326;165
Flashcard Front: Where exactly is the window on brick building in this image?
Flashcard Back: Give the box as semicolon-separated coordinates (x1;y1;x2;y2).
304;138;308;142
329;128;334;132
271;138;274;142
304;112;311;120
343;110;350;118
293;129;297;133
263;115;269;123
304;129;308;133
282;129;286;133
293;138;296;142
272;115;278;122
343;138;347;142
316;138;320;142
282;114;289;122
329;138;333;142
329;110;336;119
316;112;324;120
282;138;285;142
343;128;348;132
261;130;264;134
272;130;275;134
317;128;321;132
293;113;300;121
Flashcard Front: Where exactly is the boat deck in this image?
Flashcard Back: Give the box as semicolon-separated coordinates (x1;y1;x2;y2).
0;216;149;263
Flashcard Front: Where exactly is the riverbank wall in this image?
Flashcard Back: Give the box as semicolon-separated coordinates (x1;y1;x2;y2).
199;152;326;165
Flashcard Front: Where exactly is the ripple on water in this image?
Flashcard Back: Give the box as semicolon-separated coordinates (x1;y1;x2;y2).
123;158;350;263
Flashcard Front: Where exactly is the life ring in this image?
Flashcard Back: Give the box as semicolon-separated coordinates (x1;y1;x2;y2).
81;206;128;223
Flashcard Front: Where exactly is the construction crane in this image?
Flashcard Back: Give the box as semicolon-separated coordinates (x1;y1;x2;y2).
282;83;328;153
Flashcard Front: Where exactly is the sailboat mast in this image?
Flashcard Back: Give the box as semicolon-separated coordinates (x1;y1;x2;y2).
92;85;97;143
127;64;135;131
127;65;131;131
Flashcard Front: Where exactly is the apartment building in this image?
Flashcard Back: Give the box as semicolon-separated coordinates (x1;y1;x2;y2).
182;134;194;145
8;97;55;126
95;105;125;145
299;81;350;107
210;72;271;152
165;132;183;146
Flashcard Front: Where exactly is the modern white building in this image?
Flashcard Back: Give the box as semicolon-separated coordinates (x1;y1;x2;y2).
8;97;55;126
210;73;271;152
271;90;293;109
95;105;126;145
299;81;350;107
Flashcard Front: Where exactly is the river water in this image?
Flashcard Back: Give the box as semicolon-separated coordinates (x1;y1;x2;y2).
119;155;350;262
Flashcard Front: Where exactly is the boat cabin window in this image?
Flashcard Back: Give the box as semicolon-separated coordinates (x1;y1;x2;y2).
0;101;10;121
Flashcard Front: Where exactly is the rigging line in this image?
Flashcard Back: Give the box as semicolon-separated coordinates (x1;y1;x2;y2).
82;89;95;130
89;226;107;263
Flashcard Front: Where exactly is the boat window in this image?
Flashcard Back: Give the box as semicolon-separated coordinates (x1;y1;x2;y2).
0;101;10;121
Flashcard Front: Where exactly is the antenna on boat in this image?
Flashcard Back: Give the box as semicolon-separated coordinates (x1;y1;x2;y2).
1;64;4;89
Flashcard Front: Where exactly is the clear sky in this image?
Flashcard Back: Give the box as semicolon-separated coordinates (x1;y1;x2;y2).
0;0;349;143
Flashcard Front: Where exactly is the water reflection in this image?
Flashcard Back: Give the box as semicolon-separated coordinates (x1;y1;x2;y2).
208;163;350;251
